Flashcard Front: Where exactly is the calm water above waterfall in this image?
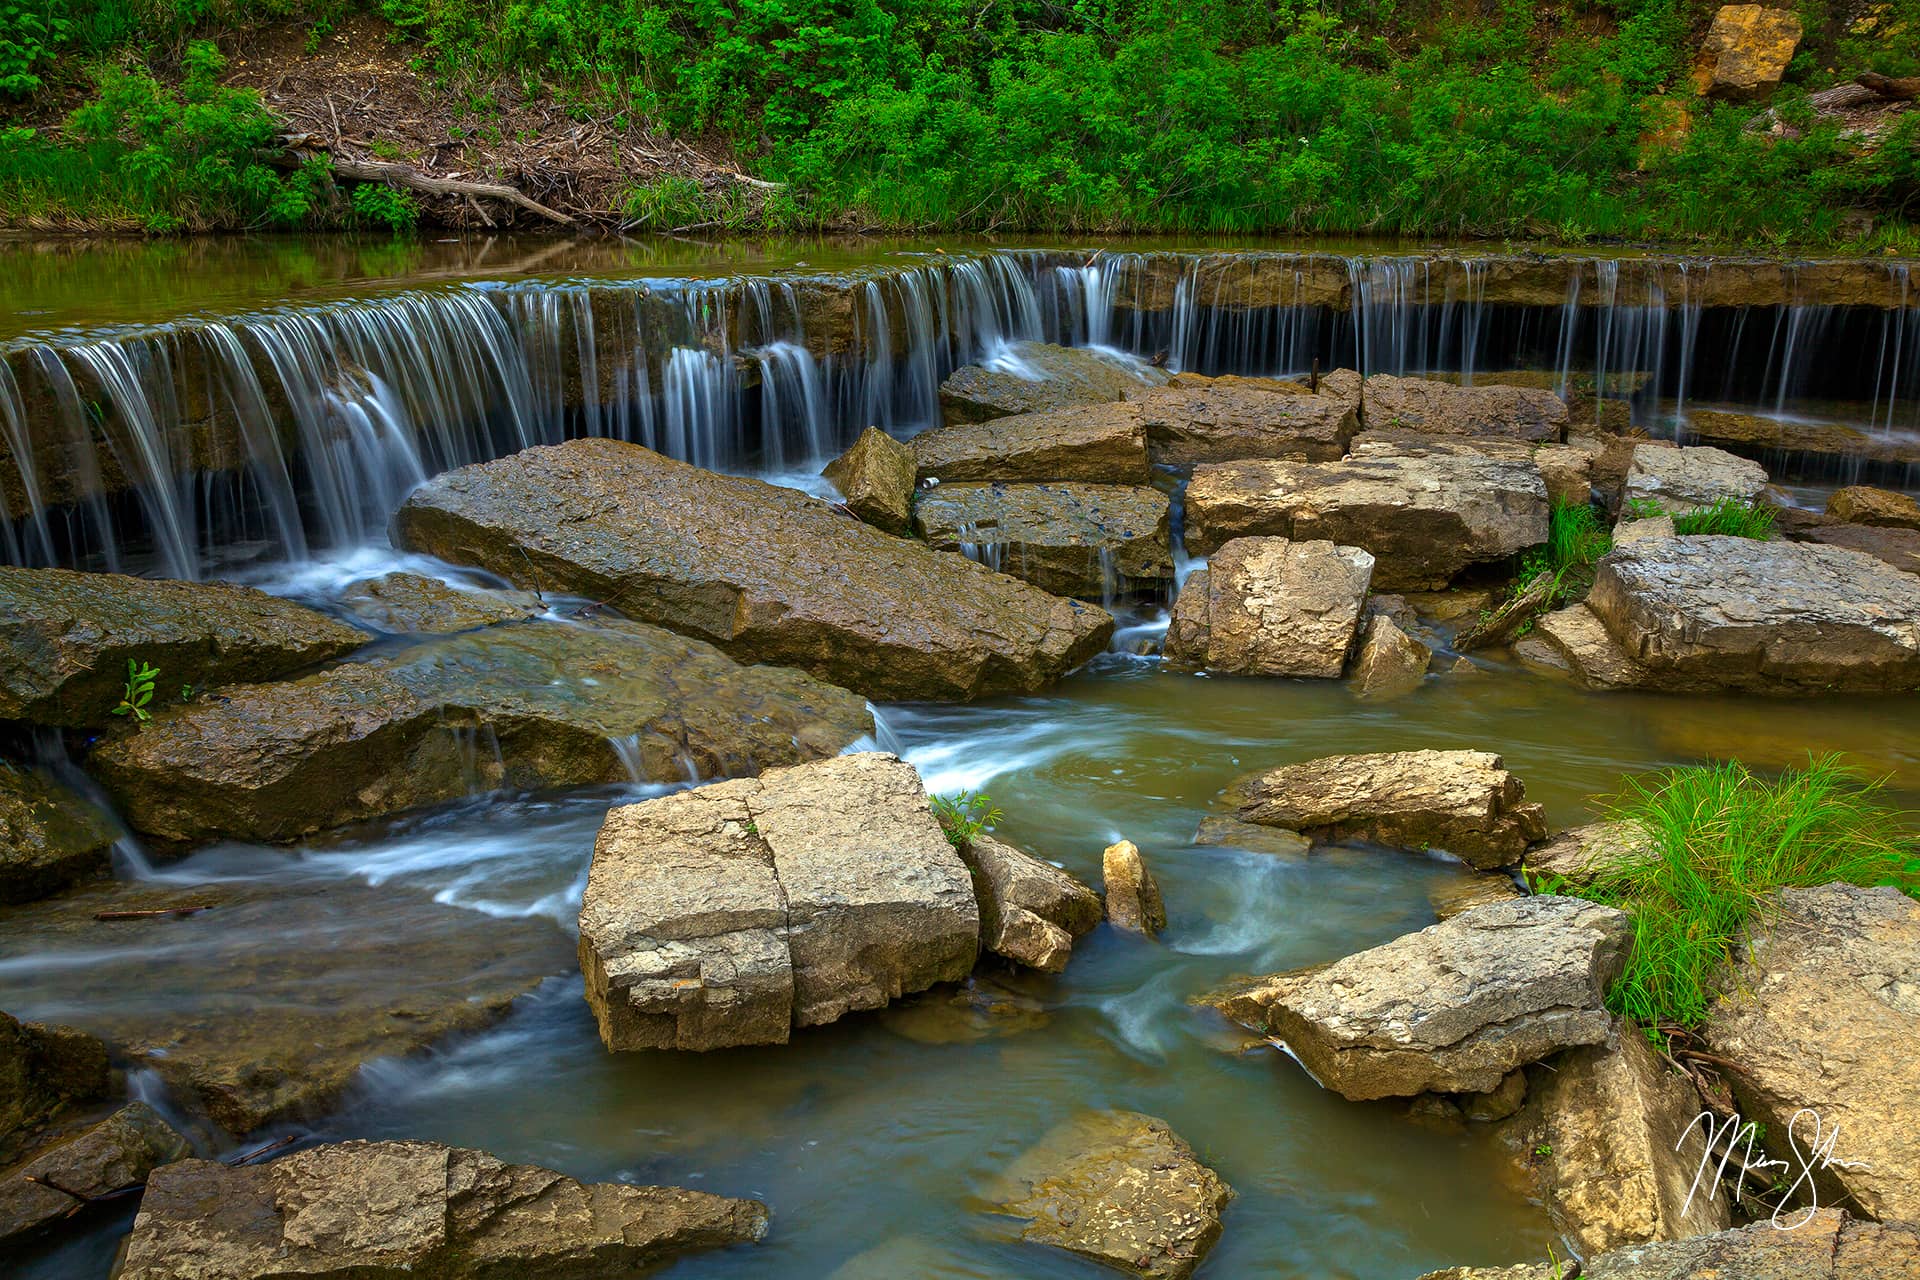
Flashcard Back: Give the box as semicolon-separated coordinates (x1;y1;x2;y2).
3;237;1919;1279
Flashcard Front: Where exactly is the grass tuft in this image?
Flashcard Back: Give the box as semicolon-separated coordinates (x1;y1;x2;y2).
1669;498;1777;540
1514;499;1612;609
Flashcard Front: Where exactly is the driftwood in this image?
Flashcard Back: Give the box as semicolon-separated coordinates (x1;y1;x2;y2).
1858;72;1920;102
275;138;574;226
94;904;214;921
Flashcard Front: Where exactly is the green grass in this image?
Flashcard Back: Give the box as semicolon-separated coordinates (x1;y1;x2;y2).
1516;499;1612;607
1571;757;1920;1030
1670;497;1777;540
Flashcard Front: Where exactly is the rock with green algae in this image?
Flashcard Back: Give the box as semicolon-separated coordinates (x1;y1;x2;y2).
0;763;121;904
391;438;1114;702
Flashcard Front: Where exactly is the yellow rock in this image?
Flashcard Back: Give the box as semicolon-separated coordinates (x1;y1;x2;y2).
1692;5;1802;102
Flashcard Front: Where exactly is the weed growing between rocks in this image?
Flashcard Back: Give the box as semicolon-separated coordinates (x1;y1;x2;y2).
1669;498;1778;540
1520;499;1612;605
931;790;1001;849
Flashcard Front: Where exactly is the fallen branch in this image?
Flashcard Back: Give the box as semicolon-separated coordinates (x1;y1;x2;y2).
94;905;214;921
275;141;575;226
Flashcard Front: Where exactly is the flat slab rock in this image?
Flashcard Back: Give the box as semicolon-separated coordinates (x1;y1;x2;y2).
985;1110;1232;1280
90;618;872;846
1623;443;1768;514
114;1140;769;1280
938;341;1170;423
1165;537;1374;678
392;439;1113;701
1211;896;1631;1100
1706;883;1920;1223
0;1101;190;1248
913;481;1173;599
1231;749;1548;869
1127;377;1358;466
0;764;120;904
0;566;367;729
1183;451;1547;589
912;401;1152;485
335;571;542;634
579;753;979;1051
1361;374;1567;442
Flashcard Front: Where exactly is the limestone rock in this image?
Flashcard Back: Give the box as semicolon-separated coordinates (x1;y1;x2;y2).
0;566;367;729
1348;614;1431;700
1692;5;1802;102
1215;897;1631;1100
0;764;119;904
1827;485;1920;531
1705;883;1920;1222
1128;378;1357;466
1453;572;1554;654
91;619;871;845
1362;375;1567;443
1533;443;1596;508
1685;408;1920;469
1502;1024;1730;1258
1524;820;1657;892
1585;536;1920;694
1102;839;1166;937
1232;750;1549;869
960;834;1102;973
113;1140;769;1280
1462;1070;1529;1124
336;572;542;634
1623;443;1768;514
578;753;979;1051
912;402;1152;485
939;342;1170;423
1613;513;1676;545
1427;870;1523;921
1164;537;1374;677
1184;452;1548;589
913;482;1173;599
0;1102;190;1248
987;1110;1231;1280
822;426;917;533
1513;601;1666;689
392;439;1114;701
1191;816;1311;859
1;1011;108;1163
1801;521;1920;577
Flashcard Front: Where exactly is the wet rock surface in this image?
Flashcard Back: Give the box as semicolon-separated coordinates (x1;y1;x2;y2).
393;439;1114;701
960;834;1102;973
1183;451;1547;589
1827;485;1920;531
939;342;1170;423
1128;376;1358;466
1426;870;1523;921
1231;750;1549;869
913;481;1173;599
1361;375;1567;443
1213;897;1631;1100
0;567;367;729
578;753;979;1051
1623;444;1769;514
0;1101;190;1247
91;618;871;845
1684;408;1920;469
336;571;542;634
1102;839;1167;938
1705;883;1920;1222
114;1139;770;1280
1523;820;1656;891
912;402;1153;485
1164;537;1374;678
1348;614;1432;700
1;1011;108;1164
0;764;120;904
822;425;917;534
1802;521;1920;577
985;1110;1232;1280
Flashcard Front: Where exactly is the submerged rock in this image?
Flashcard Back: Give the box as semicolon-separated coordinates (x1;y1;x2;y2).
960;834;1102;973
878;975;1052;1045
0;764;120;904
822;425;917;534
1361;374;1567;443
1685;408;1920;469
0;1102;190;1248
336;571;542;634
1348;614;1431;700
986;1110;1232;1280
912;402;1152;486
1164;537;1374;678
913;481;1173;599
1183;451;1547;589
1102;839;1166;938
1426;870;1523;921
1623;443;1768;514
1826;484;1920;531
393;439;1113;701
1128;376;1357;466
1231;750;1549;869
1191;816;1311;859
0;566;367;729
938;342;1170;423
1;1011;108;1164
1705;883;1920;1222
1214;897;1631;1100
578;753;979;1051
91;618;871;845
114;1140;769;1280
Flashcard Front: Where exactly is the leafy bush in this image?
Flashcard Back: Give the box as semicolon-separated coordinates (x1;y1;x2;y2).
930;789;1001;849
1573;757;1919;1029
1;0;67;96
350;180;417;230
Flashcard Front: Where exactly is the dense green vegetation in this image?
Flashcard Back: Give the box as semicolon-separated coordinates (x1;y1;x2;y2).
1519;499;1613;604
1558;757;1919;1030
3;0;1918;237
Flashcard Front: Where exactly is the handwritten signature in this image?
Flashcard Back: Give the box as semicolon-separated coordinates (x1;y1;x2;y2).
1679;1108;1873;1229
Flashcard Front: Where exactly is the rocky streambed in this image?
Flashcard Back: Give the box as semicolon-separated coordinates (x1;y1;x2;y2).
2;254;1919;1279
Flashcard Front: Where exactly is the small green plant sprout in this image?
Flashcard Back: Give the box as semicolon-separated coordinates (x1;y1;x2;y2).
930;790;1002;849
113;659;159;722
179;684;194;702
1533;1142;1553;1159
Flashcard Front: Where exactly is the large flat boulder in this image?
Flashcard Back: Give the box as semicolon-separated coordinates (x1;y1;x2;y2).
1362;374;1567;442
1705;884;1920;1222
1418;1211;1916;1279
1802;521;1920;577
0;763;120;903
939;341;1169;423
960;834;1101;973
392;439;1113;701
578;753;979;1051
1127;378;1357;466
0;1101;190;1248
912;402;1152;485
985;1110;1232;1280
90;619;871;845
1624;443;1768;514
1164;537;1374;677
1584;536;1920;694
0;567;367;729
913;481;1173;599
1184;452;1547;589
1231;750;1549;869
114;1140;769;1280
1213;897;1631;1099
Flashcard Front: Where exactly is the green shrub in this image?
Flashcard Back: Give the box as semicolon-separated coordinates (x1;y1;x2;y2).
930;789;1001;849
1573;757;1920;1029
350;180;417;230
1670;497;1777;540
1;0;67;96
